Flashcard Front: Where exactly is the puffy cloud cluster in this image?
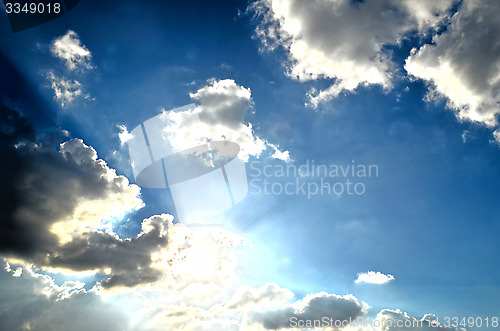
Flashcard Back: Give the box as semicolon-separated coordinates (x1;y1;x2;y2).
253;0;500;141
1;264;466;331
250;292;367;330
251;0;457;106
0;263;130;331
405;0;500;128
48;30;93;106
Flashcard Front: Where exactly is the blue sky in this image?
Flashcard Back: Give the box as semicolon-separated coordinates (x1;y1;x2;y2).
1;0;500;330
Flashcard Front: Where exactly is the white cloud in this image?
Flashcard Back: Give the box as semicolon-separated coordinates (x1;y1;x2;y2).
158;79;289;161
493;130;500;145
51;30;92;71
355;271;395;284
269;143;291;162
405;0;500;127
117;124;134;145
49;139;145;243
48;30;94;105
251;0;456;107
461;130;470;143
48;72;84;106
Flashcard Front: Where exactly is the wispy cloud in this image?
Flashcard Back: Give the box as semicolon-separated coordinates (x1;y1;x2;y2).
48;72;83;106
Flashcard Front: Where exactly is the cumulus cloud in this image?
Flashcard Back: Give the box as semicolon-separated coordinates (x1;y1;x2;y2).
0;263;129;331
1;262;466;331
0;132;144;254
250;292;368;329
251;0;456;106
51;30;92;71
0;105;184;288
191;79;253;129
405;0;500;128
48;72;84;106
138;283;369;330
155;79;289;161
48;214;171;289
355;271;395;284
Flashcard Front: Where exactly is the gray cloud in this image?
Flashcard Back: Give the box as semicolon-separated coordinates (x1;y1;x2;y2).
405;0;500;130
251;0;456;106
48;72;84;106
44;214;170;288
250;292;367;329
191;78;253;130
0;105;172;289
0;263;128;331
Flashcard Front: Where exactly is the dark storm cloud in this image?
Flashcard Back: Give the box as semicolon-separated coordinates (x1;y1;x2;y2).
0;104;169;288
46;215;169;288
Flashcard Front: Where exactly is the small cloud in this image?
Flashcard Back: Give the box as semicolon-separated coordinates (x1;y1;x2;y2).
461;130;470;143
492;130;500;146
48;73;83;107
51;30;92;71
269;143;291;162
217;63;234;71
117;124;134;145
355;271;395;284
